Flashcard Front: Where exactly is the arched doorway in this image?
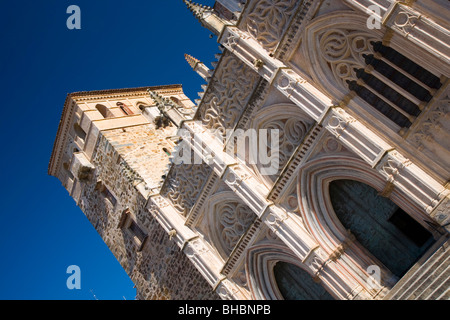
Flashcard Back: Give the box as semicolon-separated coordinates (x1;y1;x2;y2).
273;262;335;300
329;179;435;278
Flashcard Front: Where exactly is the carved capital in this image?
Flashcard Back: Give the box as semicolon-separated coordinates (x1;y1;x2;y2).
264;208;288;233
325;108;357;138
376;150;411;182
184;238;209;258
215;279;239;300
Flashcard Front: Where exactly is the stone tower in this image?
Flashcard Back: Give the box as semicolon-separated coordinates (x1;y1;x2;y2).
48;85;219;300
50;0;450;300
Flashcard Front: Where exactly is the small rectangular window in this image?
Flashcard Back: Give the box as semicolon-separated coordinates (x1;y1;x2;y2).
96;181;117;207
129;220;147;244
118;209;148;251
101;186;117;207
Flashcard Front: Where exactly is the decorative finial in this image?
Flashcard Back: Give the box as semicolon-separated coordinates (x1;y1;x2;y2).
149;89;189;114
183;54;210;81
148;90;167;112
182;0;212;20
182;0;226;36
184;54;200;70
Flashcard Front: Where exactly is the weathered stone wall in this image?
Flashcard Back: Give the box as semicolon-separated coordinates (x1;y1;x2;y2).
78;129;219;300
102;124;177;190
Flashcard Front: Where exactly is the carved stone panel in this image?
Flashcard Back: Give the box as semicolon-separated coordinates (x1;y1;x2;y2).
407;84;450;172
259;115;313;185
319;28;379;92
161;163;213;217
203;190;256;261
244;104;314;188
215;200;255;258
242;0;300;53
197;52;260;139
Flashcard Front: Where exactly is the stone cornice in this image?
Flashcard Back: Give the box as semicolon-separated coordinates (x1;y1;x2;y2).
70;84;183;102
48;95;75;177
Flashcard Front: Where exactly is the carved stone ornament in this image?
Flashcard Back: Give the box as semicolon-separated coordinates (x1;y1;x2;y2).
407;85;450;169
249;104;314;186
304;14;385;99
198;52;259;139
265;208;288;233
215;200;255;257
430;197;450;229
392;9;420;35
325;108;357;138
184;238;209;258
244;0;299;53
376;151;412;182
215;280;238;300
161;163;212;217
320;29;379;90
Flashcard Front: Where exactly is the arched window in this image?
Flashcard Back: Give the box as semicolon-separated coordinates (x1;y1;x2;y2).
274;262;334;300
305;13;444;132
95;104;113;118
137;103;150;112
73;123;86;141
170;97;182;107
118;209;148;251
329;179;435;278
116;102;133;116
95;181;117;207
346;41;442;129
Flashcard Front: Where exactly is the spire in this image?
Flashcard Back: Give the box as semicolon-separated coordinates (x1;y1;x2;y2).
182;0;226;36
184;54;211;81
183;0;212;20
184;54;200;70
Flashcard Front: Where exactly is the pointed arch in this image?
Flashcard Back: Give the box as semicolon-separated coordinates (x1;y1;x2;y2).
297;155;438;289
303;12;442;131
246;244;335;300
303;12;385;100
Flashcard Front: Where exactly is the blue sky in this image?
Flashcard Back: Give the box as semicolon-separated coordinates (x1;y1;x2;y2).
0;0;217;300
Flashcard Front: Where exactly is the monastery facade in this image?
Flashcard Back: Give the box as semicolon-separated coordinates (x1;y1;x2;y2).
49;0;450;300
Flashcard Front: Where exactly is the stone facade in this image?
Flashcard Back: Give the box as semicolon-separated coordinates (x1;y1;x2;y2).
49;0;449;300
49;85;220;300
